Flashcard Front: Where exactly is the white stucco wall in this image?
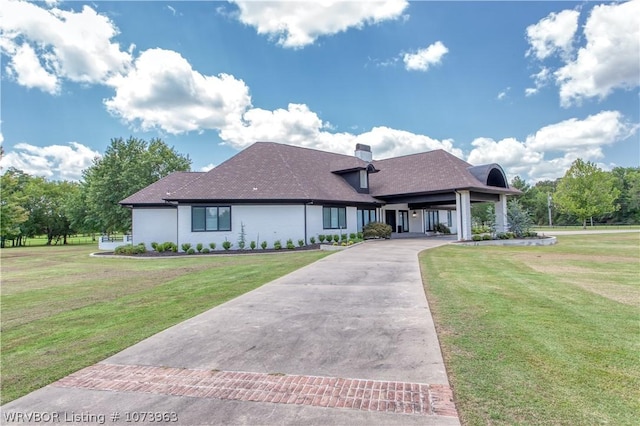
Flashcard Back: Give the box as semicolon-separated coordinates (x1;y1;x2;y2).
132;208;177;248
172;204;362;250
177;204;308;250
134;203;412;251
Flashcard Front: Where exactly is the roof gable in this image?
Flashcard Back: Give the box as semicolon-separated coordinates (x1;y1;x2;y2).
121;143;519;206
369;149;517;197
166;142;380;204
120;172;204;206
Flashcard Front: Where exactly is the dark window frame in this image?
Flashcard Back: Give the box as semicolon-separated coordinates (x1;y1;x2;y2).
323;206;347;230
357;208;377;231
191;206;232;232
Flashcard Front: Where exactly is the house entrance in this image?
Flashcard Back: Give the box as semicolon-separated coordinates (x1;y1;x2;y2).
385;210;396;231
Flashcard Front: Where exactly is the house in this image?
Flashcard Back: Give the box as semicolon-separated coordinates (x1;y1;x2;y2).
119;142;519;249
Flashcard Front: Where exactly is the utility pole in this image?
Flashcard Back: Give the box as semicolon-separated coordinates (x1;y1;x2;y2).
547;193;553;227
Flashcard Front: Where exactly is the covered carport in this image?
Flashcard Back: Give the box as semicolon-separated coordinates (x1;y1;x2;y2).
371;159;520;241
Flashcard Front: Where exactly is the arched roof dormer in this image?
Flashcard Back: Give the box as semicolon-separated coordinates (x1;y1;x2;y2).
467;164;509;188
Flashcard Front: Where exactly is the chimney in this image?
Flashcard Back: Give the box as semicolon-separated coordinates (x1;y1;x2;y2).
354;143;372;162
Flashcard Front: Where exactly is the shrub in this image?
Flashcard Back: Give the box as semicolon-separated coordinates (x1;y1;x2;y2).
187;248;196;255
471;235;482;241
341;234;348;241
472;225;491;235
202;248;210;254
356;232;363;240
196;243;203;253
222;240;232;250
318;234;326;243
209;242;216;250
482;234;492;240
349;233;356;240
362;222;392;239
156;243;165;253
496;232;508;240
151;242;158;251
507;199;533;238
506;232;515;239
341;242;347;246
310;236;316;244
286;239;295;249
161;242;175;252
434;223;451;234
250;241;256;250
333;234;340;243
181;243;192;252
274;240;282;250
115;243;146;255
348;240;354;245
261;241;268;249
298;239;305;247
238;222;246;250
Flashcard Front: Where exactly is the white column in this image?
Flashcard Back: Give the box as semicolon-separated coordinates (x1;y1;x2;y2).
456;191;472;241
495;194;508;233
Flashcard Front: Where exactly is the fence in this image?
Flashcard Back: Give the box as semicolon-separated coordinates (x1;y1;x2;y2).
98;235;133;251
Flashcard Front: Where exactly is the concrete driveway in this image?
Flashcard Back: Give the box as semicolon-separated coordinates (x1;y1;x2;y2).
3;238;459;425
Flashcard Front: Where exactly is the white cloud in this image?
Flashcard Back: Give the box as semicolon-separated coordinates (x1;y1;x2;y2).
467;110;638;182
525;1;640;106
4;43;59;94
525;111;637;153
525;9;579;60
402;41;448;72
199;164;216;172
105;48;252;134
354;127;462;159
218;102;462;159
555;0;640;107
229;0;408;48
0;142;100;181
525;66;551;96
497;87;510;100
0;0;132;91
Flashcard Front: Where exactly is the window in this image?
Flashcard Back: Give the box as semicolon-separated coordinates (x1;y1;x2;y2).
323;206;346;229
357;208;376;231
425;210;439;232
192;206;231;232
359;170;368;189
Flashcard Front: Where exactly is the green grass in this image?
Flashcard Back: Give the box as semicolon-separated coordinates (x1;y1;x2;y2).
533;224;640;231
0;244;330;404
420;233;639;425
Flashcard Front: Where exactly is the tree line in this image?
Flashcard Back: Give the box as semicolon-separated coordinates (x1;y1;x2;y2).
473;159;640;228
1;139;638;247
1;137;190;247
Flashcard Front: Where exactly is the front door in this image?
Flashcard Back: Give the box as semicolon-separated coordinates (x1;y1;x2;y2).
399;210;409;232
385;210;396;231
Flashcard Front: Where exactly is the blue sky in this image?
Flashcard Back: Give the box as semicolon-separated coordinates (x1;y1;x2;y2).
1;0;638;183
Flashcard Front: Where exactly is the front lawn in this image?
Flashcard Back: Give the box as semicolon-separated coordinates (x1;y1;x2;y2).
0;245;330;404
420;233;639;425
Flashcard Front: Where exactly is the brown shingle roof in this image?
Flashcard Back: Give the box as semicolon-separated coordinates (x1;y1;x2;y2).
370;149;519;197
120;143;519;206
119;172;204;206
165;142;381;204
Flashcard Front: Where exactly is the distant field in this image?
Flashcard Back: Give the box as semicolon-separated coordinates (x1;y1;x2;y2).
421;233;639;425
0;245;330;404
533;224;640;231
6;234;104;247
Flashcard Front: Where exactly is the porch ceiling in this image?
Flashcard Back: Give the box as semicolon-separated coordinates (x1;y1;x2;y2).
382;189;504;209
